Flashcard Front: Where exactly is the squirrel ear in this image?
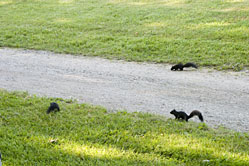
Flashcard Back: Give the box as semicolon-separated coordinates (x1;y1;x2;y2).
170;109;175;113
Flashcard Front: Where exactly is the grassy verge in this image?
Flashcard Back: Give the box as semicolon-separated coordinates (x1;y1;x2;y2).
0;0;248;70
0;90;249;165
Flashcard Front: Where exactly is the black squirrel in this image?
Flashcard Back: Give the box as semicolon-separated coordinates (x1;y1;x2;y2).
171;62;198;71
170;109;203;122
47;102;60;114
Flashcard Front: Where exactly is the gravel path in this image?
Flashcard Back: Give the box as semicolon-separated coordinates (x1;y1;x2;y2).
0;48;249;132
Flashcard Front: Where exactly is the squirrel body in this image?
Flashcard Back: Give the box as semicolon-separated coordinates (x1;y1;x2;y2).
47;102;60;114
170;109;203;122
171;62;198;71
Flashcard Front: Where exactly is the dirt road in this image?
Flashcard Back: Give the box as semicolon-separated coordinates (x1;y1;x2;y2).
0;48;248;132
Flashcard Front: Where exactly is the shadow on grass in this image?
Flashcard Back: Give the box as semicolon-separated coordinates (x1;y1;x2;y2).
1;132;178;165
1;128;248;165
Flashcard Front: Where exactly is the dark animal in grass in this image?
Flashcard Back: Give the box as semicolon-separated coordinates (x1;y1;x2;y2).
171;62;198;71
47;102;60;114
170;109;203;122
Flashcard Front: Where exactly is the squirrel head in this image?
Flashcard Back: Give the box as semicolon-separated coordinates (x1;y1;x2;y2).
170;109;176;114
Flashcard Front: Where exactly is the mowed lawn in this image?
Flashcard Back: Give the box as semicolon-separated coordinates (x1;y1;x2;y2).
0;0;248;70
0;90;249;165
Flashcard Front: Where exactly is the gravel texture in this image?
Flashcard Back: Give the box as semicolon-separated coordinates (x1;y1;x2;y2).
0;48;249;132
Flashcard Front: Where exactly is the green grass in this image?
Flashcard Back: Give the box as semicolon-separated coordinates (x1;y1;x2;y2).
0;0;248;70
0;90;249;165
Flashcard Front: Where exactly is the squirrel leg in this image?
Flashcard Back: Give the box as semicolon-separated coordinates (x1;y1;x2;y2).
184;116;188;121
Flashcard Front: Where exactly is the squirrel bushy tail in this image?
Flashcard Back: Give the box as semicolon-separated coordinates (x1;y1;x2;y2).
187;110;203;122
183;62;198;69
